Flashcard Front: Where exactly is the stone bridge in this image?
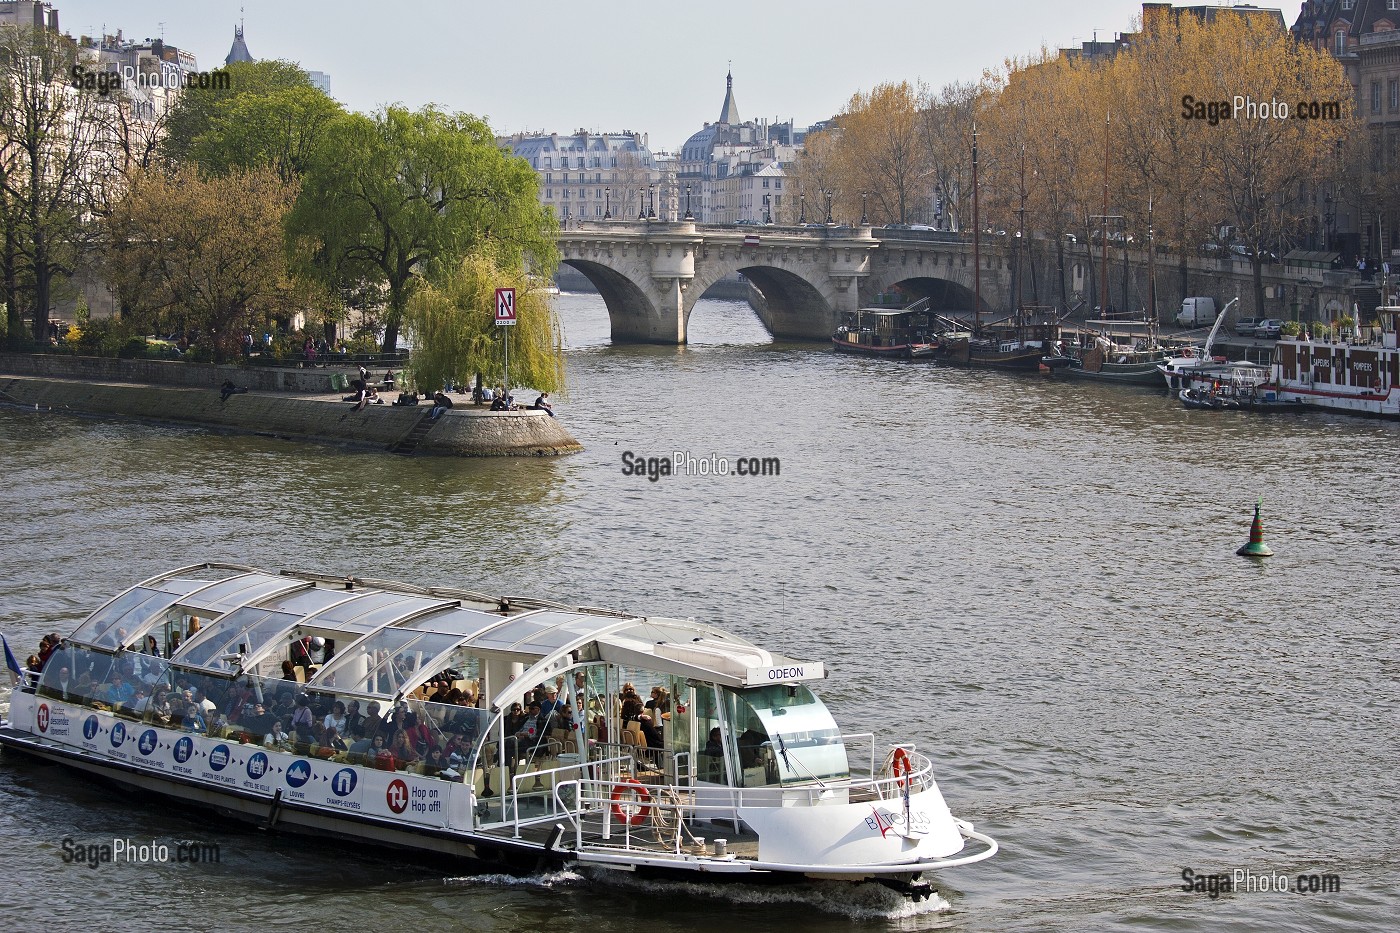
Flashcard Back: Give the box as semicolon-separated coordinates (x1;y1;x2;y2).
556;221;1353;344
556;221;1013;344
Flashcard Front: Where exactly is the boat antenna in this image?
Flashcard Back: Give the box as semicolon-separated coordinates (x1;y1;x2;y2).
972;123;981;334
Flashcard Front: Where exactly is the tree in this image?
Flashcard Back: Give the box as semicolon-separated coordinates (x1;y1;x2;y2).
0;24;111;344
188;85;343;183
790;128;844;223
833;81;929;225
102;166;301;357
160;60;319;169
403;251;563;395
289;105;557;353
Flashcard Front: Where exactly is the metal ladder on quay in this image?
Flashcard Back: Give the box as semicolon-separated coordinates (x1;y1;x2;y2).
386;409;437;455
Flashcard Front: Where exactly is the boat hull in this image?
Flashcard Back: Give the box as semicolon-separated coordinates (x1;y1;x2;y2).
832;337;933;360
1067;360;1168;384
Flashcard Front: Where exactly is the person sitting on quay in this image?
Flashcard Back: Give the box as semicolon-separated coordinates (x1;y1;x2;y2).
393;390;420;406
530;393;554;417
219;380;248;403
429;391;454;420
349;382;370;412
489;393;510;412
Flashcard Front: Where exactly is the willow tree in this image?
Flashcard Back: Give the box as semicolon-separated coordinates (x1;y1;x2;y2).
403;251;563;397
289;106;556;353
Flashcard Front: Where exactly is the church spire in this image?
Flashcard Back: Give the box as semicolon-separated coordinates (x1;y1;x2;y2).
718;68;741;125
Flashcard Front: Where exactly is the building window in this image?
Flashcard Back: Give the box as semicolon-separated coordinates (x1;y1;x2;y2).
1391;0;1399;9
544;158;552;169
762;179;770;188
775;180;782;189
1391;79;1398;111
1373;81;1381;114
1336;29;1347;55
1342;0;1353;9
545;173;552;183
545;188;552;198
562;189;569;199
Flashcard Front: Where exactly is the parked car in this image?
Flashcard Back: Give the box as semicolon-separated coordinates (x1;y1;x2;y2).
1235;317;1265;336
1253;319;1284;339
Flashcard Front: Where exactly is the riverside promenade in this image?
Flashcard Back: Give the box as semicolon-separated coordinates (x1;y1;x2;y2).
0;354;581;457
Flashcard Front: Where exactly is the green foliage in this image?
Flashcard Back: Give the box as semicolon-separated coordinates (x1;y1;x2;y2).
161;61;320;168
404;251;563;395
74;294;90;327
69;316;134;357
288;105;558;353
188;85;343;183
1280;320;1302;337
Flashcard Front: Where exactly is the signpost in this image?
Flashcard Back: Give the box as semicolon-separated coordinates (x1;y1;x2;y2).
495;287;515;402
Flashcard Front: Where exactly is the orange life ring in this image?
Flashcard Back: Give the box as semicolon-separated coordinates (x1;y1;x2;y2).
610;778;652;825
890;747;913;787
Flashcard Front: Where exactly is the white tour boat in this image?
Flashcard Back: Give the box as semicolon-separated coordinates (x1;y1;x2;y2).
1269;308;1399;419
0;564;996;900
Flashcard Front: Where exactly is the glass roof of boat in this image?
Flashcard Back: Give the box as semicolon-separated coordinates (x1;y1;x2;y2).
67;567;822;698
172;585;351;673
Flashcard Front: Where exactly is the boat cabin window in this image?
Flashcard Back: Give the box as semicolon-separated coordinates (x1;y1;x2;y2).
721;684;848;787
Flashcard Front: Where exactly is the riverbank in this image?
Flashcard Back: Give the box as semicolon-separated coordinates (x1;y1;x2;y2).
0;357;581;457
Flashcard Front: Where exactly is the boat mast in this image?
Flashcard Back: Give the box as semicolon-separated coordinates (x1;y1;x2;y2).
1147;194;1157;343
1100;112;1109;320
1017;146;1027;338
972;123;981;335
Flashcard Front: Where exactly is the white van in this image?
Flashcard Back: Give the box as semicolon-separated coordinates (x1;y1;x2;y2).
1176;297;1218;327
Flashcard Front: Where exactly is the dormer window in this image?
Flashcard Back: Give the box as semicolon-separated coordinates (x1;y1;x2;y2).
1336;29;1347;55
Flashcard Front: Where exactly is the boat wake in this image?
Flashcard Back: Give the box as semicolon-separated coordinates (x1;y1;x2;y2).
440;869;588;889
578;869;951;920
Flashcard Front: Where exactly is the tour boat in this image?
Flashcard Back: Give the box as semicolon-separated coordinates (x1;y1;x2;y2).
0;564;996;900
1268;309;1399;419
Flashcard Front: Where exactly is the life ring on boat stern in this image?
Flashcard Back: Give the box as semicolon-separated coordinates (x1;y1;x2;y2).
610;778;652;825
890;747;913;787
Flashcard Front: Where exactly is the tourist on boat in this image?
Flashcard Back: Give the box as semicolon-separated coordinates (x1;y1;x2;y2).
362;701;385;741
101;673;135;708
403;711;433;755
167;631;181;656
280;660;297;681
143;634;161;657
292;694;316;741
25;654;40;678
323;700;348;737
704;727;724;758
344;699;365;738
128;686;150;715
530;393;554;417
737;717;768;769
182;703;206;733
149;688;172;725
388;731;420;767
321;725;349;753
51;665;72;700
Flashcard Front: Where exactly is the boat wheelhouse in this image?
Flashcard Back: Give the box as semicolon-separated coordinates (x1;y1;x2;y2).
1;564;995;899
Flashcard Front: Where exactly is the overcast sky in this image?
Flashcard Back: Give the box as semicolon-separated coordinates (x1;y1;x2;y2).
57;0;1201;150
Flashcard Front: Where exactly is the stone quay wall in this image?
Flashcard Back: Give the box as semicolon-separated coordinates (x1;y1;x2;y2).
0;371;581;457
0;352;341;393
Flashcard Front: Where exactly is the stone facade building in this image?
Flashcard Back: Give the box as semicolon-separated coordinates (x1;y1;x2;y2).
504;131;667;224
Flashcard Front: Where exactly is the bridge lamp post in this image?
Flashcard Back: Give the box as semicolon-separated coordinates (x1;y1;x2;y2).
860;192;868;226
799;193;805;225
604;187;611;220
763;193;771;225
684;184;693;220
823;189;833;225
637;187;645;221
648;184;656;219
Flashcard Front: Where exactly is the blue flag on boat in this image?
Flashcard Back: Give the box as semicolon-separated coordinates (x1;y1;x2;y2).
2;634;22;683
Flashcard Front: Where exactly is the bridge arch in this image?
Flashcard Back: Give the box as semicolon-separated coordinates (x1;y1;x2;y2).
686;258;838;340
561;258;668;343
867;274;989;316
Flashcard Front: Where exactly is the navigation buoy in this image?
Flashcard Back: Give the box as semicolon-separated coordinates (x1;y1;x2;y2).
1236;500;1274;558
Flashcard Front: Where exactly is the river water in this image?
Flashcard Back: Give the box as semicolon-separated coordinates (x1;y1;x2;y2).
0;292;1395;932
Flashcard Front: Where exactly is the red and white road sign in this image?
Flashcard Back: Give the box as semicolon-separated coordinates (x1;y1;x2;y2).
495;287;517;325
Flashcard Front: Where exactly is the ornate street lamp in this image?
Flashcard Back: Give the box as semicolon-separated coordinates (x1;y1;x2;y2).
763;193;771;225
604;187;611;220
823;190;833;225
648;184;656;219
860;192;868;226
799;193;806;225
684;184;693;220
637;187;645;221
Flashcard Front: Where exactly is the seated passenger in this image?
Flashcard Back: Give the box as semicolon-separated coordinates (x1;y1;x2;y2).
241;702;275;737
323;700;348;737
344;699;365;738
182;704;206;733
291;694;316;742
736;718;768;769
703;727;724;757
403;711;433;755
423;747;450;777
321;725;349;753
388;731;420;767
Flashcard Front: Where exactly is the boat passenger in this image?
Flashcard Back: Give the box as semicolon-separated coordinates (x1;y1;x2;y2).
281;660;297;681
388;732;419;768
182;704;206;733
737;718;768;769
344;700;365;738
103;673;135;708
292;695;316;742
323;701;348;737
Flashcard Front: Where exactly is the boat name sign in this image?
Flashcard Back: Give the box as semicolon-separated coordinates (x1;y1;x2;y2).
745;663;825;685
